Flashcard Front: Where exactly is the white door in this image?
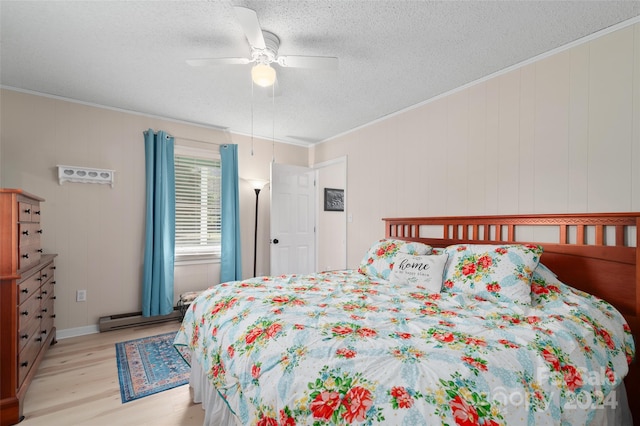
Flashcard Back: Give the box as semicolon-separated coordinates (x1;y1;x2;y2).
270;163;316;275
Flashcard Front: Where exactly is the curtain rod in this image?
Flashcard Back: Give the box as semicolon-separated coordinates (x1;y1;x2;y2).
172;135;222;147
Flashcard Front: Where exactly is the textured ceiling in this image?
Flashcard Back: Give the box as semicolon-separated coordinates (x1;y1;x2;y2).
2;1;639;146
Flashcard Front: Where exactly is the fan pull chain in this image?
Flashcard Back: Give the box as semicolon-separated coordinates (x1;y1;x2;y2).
271;83;276;163
251;80;255;156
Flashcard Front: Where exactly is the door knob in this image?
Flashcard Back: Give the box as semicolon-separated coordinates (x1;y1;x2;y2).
272;238;279;244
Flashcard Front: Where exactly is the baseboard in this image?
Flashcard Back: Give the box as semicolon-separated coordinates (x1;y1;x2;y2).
98;308;182;332
56;308;182;339
56;324;100;340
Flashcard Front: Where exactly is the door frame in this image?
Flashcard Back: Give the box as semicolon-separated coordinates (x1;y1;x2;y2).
312;156;348;271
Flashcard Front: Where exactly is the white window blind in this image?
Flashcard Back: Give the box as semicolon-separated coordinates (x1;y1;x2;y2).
174;148;221;260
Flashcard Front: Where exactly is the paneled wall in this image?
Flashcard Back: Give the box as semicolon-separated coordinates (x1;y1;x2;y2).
1;21;638;334
0;89;308;334
315;158;347;272
311;22;640;267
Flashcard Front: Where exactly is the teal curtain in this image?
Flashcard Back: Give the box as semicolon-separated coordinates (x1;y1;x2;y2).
220;144;242;282
142;129;175;317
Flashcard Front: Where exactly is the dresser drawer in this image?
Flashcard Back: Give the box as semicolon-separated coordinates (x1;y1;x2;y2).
18;318;40;353
40;265;53;286
18;332;42;387
18;201;41;223
18;201;35;222
41;279;55;303
18;291;42;332
41;263;55;299
19;222;42;247
18;244;42;270
43;262;56;276
41;296;55;340
18;271;42;304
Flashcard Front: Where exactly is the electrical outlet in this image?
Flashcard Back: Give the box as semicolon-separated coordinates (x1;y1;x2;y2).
76;289;87;302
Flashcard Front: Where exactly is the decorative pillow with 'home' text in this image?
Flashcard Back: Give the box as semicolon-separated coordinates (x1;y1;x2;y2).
388;253;448;293
359;239;433;280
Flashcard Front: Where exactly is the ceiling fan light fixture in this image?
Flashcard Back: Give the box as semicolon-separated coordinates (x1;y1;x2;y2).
251;63;276;87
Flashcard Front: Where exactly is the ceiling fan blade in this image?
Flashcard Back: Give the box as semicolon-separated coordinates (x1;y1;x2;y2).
276;55;338;70
186;57;252;67
233;6;265;49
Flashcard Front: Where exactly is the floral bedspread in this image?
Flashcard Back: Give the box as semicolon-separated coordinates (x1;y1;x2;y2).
174;269;634;426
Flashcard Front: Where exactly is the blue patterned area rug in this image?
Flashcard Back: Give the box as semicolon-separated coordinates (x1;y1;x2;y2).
116;331;191;403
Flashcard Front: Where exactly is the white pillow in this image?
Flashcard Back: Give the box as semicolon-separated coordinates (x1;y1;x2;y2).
359;239;433;280
388;253;448;292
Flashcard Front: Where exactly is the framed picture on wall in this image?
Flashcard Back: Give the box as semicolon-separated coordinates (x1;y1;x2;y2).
324;188;344;212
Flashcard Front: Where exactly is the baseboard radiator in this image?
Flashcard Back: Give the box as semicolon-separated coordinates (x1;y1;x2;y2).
99;307;182;332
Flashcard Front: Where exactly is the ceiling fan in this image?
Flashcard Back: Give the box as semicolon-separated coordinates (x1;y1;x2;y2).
187;6;338;88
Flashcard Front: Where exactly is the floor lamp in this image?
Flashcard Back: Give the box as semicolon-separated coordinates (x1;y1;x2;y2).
247;179;268;277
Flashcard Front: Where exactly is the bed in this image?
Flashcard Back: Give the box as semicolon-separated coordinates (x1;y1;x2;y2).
175;212;638;425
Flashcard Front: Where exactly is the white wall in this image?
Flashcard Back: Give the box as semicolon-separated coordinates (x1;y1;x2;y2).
0;89;308;333
311;22;640;268
315;158;347;271
2;21;639;334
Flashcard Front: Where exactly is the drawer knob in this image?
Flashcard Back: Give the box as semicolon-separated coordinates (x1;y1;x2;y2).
35;211;41;215
42;308;48;313
21;311;29;316
41;330;47;335
52;296;57;300
52;266;56;270
37;315;43;319
36;337;42;342
37;229;43;234
51;314;56;318
42;290;48;295
37;249;44;253
52;281;57;285
36;277;43;281
22;254;29;259
21;289;28;294
21;361;28;368
37;296;43;300
21;334;29;340
42;273;48;278
24;208;31;214
22;230;29;236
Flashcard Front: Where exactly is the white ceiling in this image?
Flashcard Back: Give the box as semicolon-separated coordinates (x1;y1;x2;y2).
2;1;639;146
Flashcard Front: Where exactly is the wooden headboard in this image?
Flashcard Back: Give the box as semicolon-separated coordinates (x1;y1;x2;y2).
384;212;639;422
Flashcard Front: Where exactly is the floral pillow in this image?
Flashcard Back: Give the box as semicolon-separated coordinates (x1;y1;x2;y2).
359;239;432;280
388;253;448;292
530;263;564;306
442;244;543;305
399;241;433;255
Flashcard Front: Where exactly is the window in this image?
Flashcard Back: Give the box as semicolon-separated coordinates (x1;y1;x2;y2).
174;146;221;261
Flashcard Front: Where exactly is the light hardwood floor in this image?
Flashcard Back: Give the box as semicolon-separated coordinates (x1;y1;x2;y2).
19;322;206;426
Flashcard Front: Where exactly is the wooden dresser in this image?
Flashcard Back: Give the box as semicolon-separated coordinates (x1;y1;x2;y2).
0;189;57;426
